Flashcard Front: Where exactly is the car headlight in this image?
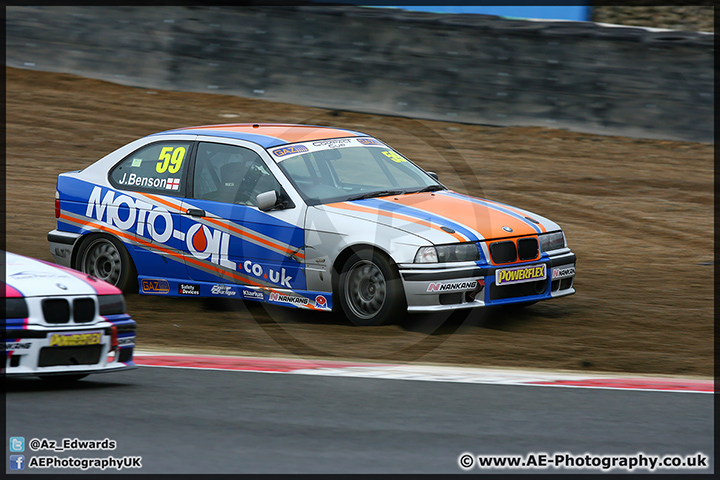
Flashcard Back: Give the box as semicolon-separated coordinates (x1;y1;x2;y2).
98;294;126;315
539;231;566;252
414;243;480;263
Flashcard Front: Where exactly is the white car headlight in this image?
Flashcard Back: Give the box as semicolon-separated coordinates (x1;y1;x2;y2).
539;231;566;252
414;246;438;263
414;243;480;263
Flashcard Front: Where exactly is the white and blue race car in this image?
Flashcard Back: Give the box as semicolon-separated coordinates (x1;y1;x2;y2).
48;124;576;325
3;251;136;380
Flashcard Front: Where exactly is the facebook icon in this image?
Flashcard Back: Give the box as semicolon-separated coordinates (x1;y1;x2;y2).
10;455;25;470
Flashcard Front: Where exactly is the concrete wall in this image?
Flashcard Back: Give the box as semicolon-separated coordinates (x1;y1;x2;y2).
6;6;714;142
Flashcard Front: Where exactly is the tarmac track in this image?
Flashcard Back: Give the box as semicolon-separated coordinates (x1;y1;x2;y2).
5;361;714;474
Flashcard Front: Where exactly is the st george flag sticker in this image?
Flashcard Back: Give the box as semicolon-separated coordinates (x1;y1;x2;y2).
166;178;180;190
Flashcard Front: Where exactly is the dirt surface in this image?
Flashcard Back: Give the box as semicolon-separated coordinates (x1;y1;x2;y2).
592;5;715;32
5;67;714;377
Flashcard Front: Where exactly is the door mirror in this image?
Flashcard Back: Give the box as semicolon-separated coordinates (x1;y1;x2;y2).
256;190;278;211
427;171;439;182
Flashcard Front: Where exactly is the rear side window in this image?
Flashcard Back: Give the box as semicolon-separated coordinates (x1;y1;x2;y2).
109;141;192;195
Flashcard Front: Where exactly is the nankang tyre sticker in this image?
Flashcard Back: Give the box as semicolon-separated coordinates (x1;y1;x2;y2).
337;249;406;326
76;235;138;292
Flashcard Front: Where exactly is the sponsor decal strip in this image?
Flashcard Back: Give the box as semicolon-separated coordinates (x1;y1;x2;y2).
142;277;328;311
272;144;310;158
4;341;31;351
427;280;478;292
133;353;713;393
328;201;470;243
141;279;170;294
179;283;201;296
496;264;547;286
264;287;327;311
552;266;575;279
269;136;372;162
356;137;385;146
441;191;545;234
211;284;236;296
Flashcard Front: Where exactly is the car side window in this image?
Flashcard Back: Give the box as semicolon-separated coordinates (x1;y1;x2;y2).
193;142;282;206
109;141;192;196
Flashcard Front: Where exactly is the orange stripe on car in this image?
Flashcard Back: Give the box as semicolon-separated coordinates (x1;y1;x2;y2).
328;200;469;243
390;192;539;239
140;193;185;213
136;193;303;261
202;216;305;260
478;198;548;234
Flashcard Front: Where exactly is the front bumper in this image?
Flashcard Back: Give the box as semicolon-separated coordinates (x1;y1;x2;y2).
3;321;137;378
399;250;576;312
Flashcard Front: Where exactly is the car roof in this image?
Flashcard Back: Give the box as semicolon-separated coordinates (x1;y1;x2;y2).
150;123;368;149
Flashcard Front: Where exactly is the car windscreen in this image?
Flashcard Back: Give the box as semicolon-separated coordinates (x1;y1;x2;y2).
269;137;442;206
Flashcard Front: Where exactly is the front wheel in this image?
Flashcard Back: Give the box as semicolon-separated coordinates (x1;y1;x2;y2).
76;235;137;292
336;249;406;326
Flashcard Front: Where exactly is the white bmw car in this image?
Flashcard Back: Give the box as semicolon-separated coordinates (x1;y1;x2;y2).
48;123;576;326
3;251;136;381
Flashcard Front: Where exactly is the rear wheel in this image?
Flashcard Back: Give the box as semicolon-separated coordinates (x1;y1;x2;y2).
76;235;137;292
337;249;406;326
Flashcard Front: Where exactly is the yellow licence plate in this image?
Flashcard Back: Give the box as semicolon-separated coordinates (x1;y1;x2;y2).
48;331;103;347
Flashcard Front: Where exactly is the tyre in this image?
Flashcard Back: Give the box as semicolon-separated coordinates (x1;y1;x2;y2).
75;235;137;292
336;249;406;326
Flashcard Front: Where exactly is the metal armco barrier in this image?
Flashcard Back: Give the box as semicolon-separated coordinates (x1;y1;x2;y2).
6;6;714;143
